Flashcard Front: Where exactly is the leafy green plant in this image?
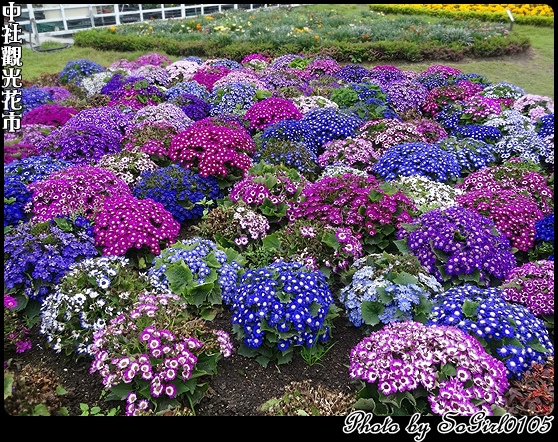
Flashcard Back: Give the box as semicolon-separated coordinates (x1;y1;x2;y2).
300;341;336;367
79;403;120;416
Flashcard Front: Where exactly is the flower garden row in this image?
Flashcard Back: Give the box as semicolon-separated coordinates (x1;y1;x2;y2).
4;51;554;416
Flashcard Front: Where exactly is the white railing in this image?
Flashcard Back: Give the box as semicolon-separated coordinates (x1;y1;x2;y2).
18;4;299;46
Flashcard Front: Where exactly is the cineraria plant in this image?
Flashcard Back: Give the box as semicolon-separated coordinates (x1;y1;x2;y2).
4;215;99;309
147;237;244;319
191;65;231;91
339;252;443;328
93;194;180;266
4;142;39;164
396;205;517;288
273;218;364;277
39;256;167;358
21;103;78;127
165;60;202;83
389;175;464;216
168;117;255;185
135;52;172;68
300;107;363;154
36;120;122;166
427;284;554;379
317;137;380;174
420;84;479;118
194;202;270;252
530;213;554;261
130;65;172;88
120;121;180;167
19;87;53;115
228;161;310;229
4;123;55;148
456;162;554;216
89;292;233;415
332;63;370;83
349;320;509;416
107;78;165;110
501;260;554;322
383;79;429;114
290;95;339;115
58;59;106;85
96;150;159;187
4;294;33;354
355;119;427;157
27;165;132;222
253;138;319;178
435;136;497;177
456;188;543;254
292;173;415;255
167;92;211;122
479;81;526;101
132;164;222;224
127;102;194;133
65;105;132;135
208;81;271;117
373;141;462;184
163;80;209;102
212;70;268;91
229;260;339;367
4;174;33;227
259;119;317;156
243;97;303;132
493;130;553;166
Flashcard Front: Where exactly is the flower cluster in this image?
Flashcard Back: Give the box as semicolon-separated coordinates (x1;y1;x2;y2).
107;78;165;110
21;103;78;127
208;81;269;117
79;71;116;97
191;65;231;90
274;218;364;274
317;137;380;173
290;95;339;115
130;65;171;87
292;173;415;254
373;141;462;183
20;87;53;115
58;59;106;85
390;175;464;216
397;205;517;287
479;81;526;101
4;142;39;164
168;118;255;180
39;256;166;357
332;63;370;83
121;121;179;167
229;161;309;228
340;252;443;327
89;292;232;415
428;284;554;379
4;123;53;147
514;93;554;121
148;237;243;315
356;119;427;156
456;188;543;252
244;97;303;131
4;294;32;354
531;213;554;261
259;119;317;154
383;79;429;114
93;195;180;257
27;165;132;222
457;162;554;216
132;164;222;224
127;102;194;133
501;260;554;316
420;84;478;118
166;60;202;82
96;150;159;187
4;174;33;227
167;92;210;121
195;202;270;250
212;70;267;90
66;105;132;134
4;216;99;303
164;80;209;102
435;136;497;176
493;130;552;165
136;52;172;68
230;260;337;366
36;120;123;165
301;107;363;154
349;320;509;416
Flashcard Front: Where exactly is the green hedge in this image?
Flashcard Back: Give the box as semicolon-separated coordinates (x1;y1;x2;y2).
74;27;531;63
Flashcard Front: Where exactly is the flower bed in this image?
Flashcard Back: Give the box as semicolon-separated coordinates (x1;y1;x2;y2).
4;49;554;418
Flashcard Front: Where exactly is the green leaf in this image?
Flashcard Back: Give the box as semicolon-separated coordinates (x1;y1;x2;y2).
393;239;410;254
321;232;340;250
32;404;51;416
368;189;384;202
440;363;456;377
361;301;384;327
53;217;73;232
462;299;479;318
392;272;418;286
165;261;193;296
4;373;14;400
262;232;281;250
